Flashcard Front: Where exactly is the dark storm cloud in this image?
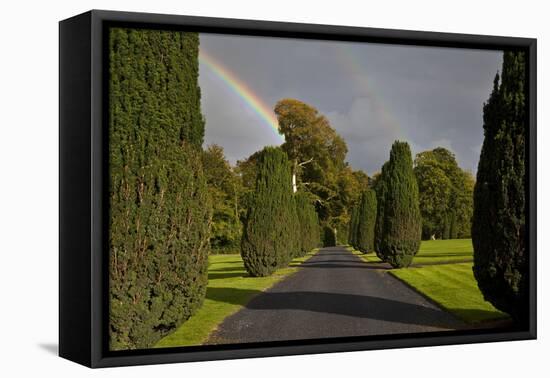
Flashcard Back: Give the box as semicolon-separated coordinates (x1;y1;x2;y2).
199;33;502;174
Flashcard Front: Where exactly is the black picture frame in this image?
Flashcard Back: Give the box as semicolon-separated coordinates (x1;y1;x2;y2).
59;9;537;368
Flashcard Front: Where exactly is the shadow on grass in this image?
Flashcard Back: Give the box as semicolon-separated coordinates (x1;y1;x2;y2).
208;271;248;280
206;287;463;328
206;286;261;306
207;265;249;280
448;308;510;323
411;259;473;267
416;252;472;258
208;260;243;265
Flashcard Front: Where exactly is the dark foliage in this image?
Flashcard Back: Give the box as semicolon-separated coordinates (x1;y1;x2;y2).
374;162;388;256
348;205;359;248
414;148;474;240
472;51;528;323
356;189;377;253
109;28;210;350
322;225;337;247
295;192;321;256
375;141;422;268
202;145;242;254
240;147;298;276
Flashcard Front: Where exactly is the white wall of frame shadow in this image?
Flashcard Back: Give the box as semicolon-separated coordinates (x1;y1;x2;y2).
0;0;546;376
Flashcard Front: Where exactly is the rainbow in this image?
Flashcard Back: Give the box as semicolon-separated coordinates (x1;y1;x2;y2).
199;45;402;144
199;50;284;142
336;44;404;139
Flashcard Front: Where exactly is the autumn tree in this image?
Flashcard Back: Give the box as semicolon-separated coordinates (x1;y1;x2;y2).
274;99;347;213
275;99;346;191
274;99;368;245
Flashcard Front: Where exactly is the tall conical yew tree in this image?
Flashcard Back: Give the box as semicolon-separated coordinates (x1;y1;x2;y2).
356;189;377;253
348;205;359;248
241;147;298;276
375;141;422;268
109;28;210;350
374;162;388;257
472;51;527;324
295;191;321;256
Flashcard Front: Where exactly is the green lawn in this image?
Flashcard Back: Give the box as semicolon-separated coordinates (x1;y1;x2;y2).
347;239;474;265
390;263;509;323
414;239;473;264
346;247;383;263
155;249;318;348
346;239;508;323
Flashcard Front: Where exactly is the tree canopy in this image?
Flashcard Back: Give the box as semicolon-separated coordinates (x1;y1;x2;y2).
202;144;243;253
414;147;474;240
274;98;369;243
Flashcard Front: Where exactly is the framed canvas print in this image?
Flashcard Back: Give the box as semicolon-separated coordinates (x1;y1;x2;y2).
59;10;537;368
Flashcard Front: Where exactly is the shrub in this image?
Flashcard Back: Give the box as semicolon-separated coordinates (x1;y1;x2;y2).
348;205;359;248
375;141;422;268
241;147;297;276
374;161;388;257
356;189;377;253
109;28;209;350
295;192;321;256
472;51;528;324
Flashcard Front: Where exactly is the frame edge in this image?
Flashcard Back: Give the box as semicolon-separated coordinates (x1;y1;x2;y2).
59;11;93;368
68;9;538;368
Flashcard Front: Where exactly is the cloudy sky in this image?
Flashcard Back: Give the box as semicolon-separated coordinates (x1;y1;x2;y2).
199;33;502;175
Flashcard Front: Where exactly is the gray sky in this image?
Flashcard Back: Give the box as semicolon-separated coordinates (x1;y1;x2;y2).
199;33;502;175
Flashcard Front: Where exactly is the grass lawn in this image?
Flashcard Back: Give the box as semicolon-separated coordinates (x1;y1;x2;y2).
346;246;383;263
155;249;318;348
390;263;509;323
346;239;508;323
347;239;474;265
414;239;473;264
